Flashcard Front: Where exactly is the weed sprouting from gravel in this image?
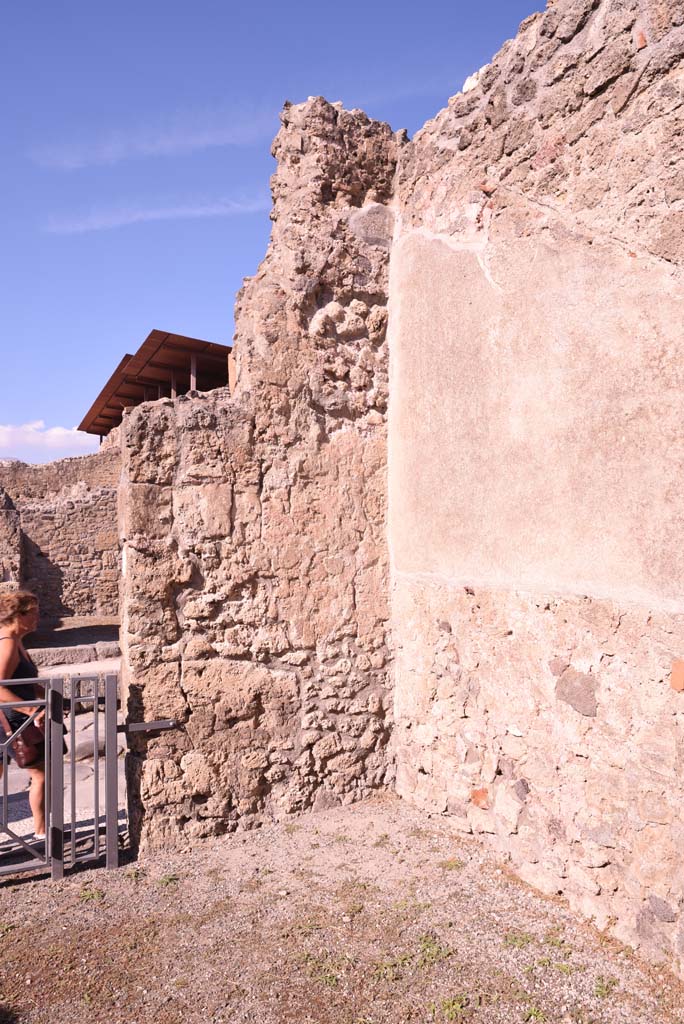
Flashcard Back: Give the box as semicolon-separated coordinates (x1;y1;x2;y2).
79;886;104;902
302;950;355;988
125;866;146;883
371;932;453;981
417;932;452;968
439;858;465;871
372;952;413;981
429;993;471;1020
594;975;618;998
158;873;179;888
544;928;572;956
504;930;534;949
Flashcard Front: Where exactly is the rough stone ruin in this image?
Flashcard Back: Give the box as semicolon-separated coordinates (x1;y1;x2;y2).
0;440;120;619
2;0;683;978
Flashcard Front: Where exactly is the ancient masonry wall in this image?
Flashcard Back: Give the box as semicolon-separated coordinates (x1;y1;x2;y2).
0;441;120;620
0;490;21;589
120;99;402;850
389;0;684;975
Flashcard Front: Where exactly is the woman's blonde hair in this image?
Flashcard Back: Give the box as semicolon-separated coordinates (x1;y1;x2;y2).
0;591;38;628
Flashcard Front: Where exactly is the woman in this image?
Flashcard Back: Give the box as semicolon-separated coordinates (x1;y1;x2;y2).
0;591;45;839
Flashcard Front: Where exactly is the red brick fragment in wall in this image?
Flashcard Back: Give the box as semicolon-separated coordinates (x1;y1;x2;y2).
670;660;684;692
470;787;490;810
633;24;648;50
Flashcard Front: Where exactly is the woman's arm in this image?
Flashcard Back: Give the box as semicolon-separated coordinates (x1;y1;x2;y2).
0;638;34;714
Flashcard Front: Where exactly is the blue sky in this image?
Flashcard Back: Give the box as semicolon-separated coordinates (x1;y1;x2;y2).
1;0;544;462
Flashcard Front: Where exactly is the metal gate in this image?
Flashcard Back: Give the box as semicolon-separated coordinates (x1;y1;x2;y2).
0;673;121;880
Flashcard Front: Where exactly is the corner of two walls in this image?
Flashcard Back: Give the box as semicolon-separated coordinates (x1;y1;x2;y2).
118;0;684;976
388;0;684;975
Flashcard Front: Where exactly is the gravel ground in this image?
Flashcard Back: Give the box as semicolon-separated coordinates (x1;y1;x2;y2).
0;793;681;1024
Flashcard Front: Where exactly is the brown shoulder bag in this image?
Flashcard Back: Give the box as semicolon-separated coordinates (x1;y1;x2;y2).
0;706;45;769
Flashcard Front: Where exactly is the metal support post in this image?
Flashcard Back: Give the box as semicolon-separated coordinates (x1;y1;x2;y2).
49;679;64;881
104;674;119;869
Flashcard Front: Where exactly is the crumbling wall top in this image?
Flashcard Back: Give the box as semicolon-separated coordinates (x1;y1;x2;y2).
399;0;684;266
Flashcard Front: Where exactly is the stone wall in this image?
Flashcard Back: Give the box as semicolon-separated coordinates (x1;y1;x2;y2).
114;0;684;975
390;0;684;975
0;441;120;620
0;490;21;589
120;99;402;851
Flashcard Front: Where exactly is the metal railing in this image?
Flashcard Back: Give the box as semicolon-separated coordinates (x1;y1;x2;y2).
0;673;121;880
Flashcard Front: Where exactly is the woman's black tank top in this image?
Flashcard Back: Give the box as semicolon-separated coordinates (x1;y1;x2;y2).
0;640;38;699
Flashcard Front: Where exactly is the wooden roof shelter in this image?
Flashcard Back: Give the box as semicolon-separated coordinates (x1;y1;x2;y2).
79;330;234;437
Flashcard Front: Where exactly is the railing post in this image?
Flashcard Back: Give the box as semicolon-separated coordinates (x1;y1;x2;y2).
49;678;64;881
104;674;119;869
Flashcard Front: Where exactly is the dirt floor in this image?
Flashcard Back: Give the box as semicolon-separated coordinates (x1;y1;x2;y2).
0;794;681;1024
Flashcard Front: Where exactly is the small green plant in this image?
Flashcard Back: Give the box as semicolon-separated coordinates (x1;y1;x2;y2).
432;994;470;1020
439;858;465;871
159;873;179;888
372;953;412;981
417;932;452;968
392;897;431;915
524;1007;546;1022
594;975;617;998
544;929;572;955
292;914;324;936
373;833;390;848
79;886;104;903
504;930;534;949
302;952;341;988
0;923;15;937
126;867;146;883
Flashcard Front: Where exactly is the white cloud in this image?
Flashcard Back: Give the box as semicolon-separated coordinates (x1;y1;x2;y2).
0;422;99;463
31;105;278;170
45;194;271;235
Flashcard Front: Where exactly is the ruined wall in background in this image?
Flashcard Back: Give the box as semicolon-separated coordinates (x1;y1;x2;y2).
120;99;402;850
0;490;21;590
390;0;684;974
0;441;120;619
